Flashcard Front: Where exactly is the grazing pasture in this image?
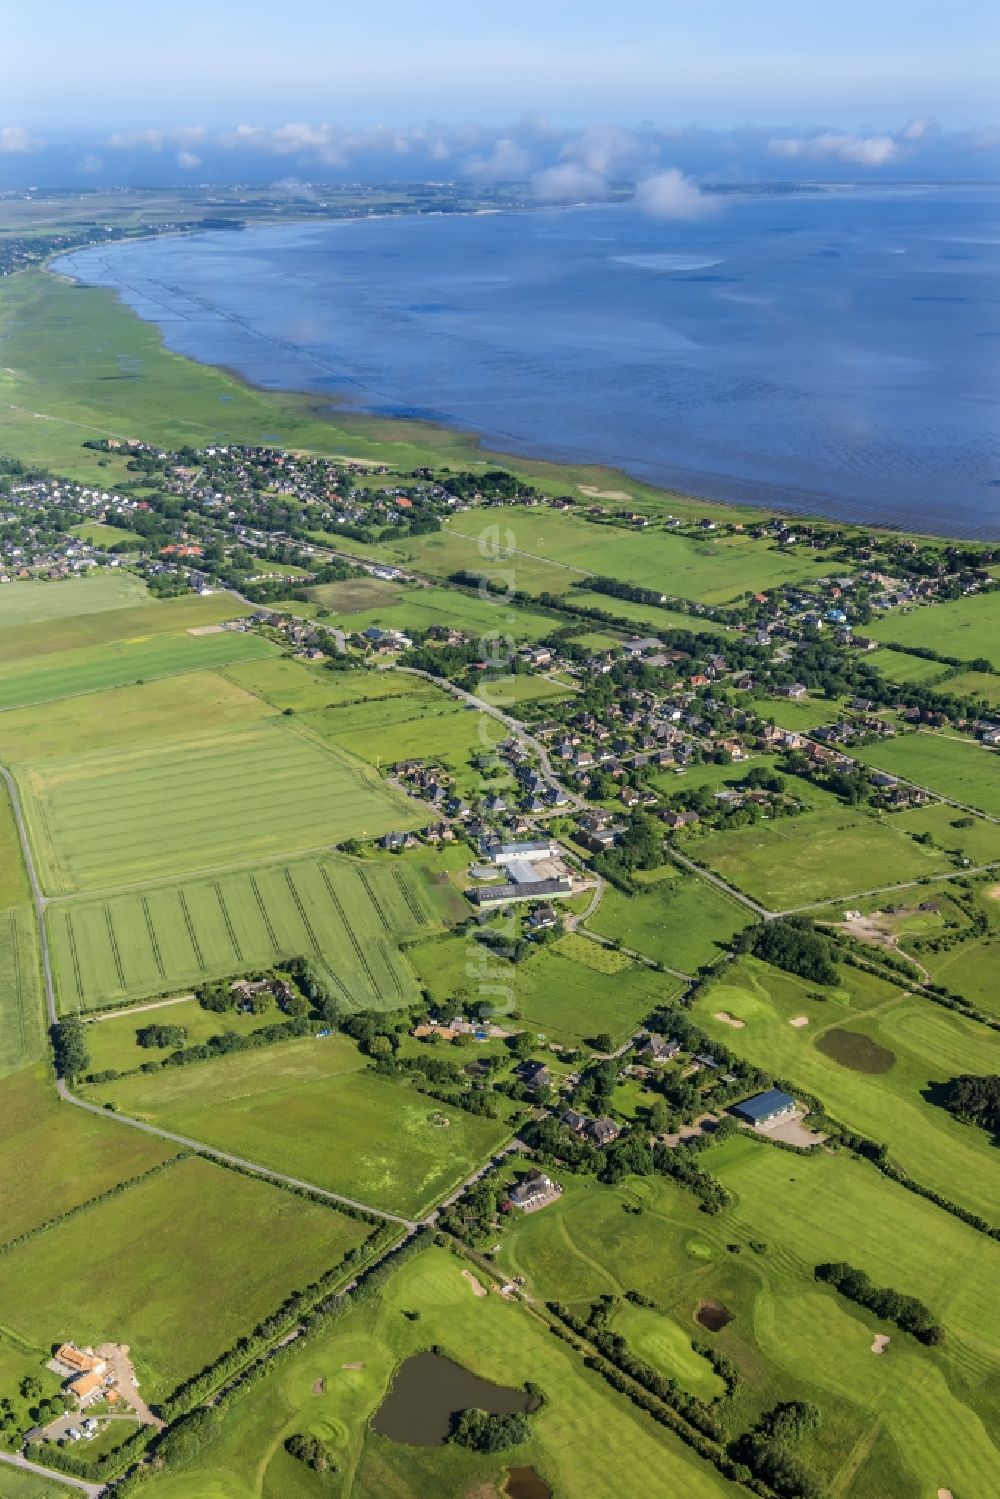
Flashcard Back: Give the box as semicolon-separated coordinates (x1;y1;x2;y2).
137;1244;740;1499
311;580;558;642
570;590;733;635
87;1039;510;1219
0;1155;368;1396
84;996;282;1075
0;780;30;909
0;905;43;1077
853;733;1000;818
865;647;950;686
20;717;421;894
692;956;1000;1221
866;591;1000;669
0;571;148;629
0;629;277;712
48;854;431;1011
0;591;254;665
891;801;1000;865
690;806;952;910
303;689;489;787
224;655;426;713
587;865;749;972
944;670;1000;708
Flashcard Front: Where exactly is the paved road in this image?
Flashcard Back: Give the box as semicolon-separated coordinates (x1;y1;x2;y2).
0;1448;102;1497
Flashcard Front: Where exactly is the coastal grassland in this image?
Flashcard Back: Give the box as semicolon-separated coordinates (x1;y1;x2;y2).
223;656;426;713
570;590;735;635
890;801;1000;864
0;905;43;1077
335;508;831;605
133;1245;742;1499
0;629;278;712
406;931;673;1046
0;1154;369;1397
944;669;1000;707
691;955;1000;1222
302;689;490;790
852;733;1000;818
688;805;953;910
865;647;950;686
307;578;559;642
19;717;421;895
0;1068;176;1243
0;571;147;629
47;853;432;1011
0;780;30;909
83;996;285;1075
0;670;273;763
866;591;1000;669
586;865;751;972
86;1039;509;1219
0;591;253;665
496;1155;999;1499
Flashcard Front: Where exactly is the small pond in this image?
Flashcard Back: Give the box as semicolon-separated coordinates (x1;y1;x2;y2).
373;1350;537;1447
506;1465;552;1499
696;1299;733;1332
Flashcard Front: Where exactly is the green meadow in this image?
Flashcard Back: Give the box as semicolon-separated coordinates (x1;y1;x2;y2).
20;716;420;894
84;996;282;1075
48;853;432;1011
866;591;1000;669
307;578;558;641
303;688;490;789
865;646;951;686
691;805;952;911
891;801;1000;865
692;956;1000;1222
945;669;1000;708
69;518;140;547
570;590;734;635
87;1038;510;1219
0;591;253;665
0;629;277;712
136;1245;741;1499
0;779;31;909
0;1154;368;1397
853;733;1000;818
0;905;43;1078
587;864;751;972
0;570;147;629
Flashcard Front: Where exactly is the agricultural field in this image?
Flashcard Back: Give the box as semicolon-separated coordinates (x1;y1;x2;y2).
570;590;734;635
0;1466;76;1498
866;591;1000;669
307;579;559;643
495;1152;999;1499
83;996;283;1075
47;853;434;1011
891;801;1000;865
85;1038;510;1219
692;956;1000;1222
19;716;421;894
587;865;751;973
853;732;1000;818
944;669;1000;707
473;672;573;705
0;592;253;668
303;689;489;790
225;655;433;713
0;1069;176;1244
864;647;949;686
0;571;148;629
0;905;43;1078
0;1154;368;1397
0;780;30;909
0;629;277;712
759;693;846;732
135;1244;741;1499
689;805;953;911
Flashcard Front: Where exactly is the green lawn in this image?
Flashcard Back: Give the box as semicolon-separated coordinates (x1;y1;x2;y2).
865;647;950;686
87;1038;510;1219
587;865;750;972
302;690;489;790
0;905;43;1078
853;733;1000;818
690;806;953;911
48;854;432;1012
135;1245;742;1499
20;716;421;895
0;1154;369;1397
0;571;148;629
945;670;1000;708
692;956;1000;1222
0;630;277;712
69;519;141;547
866;592;1000;669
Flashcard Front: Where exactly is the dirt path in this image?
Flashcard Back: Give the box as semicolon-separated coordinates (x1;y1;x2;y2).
462;1269;488;1297
87;993;194;1023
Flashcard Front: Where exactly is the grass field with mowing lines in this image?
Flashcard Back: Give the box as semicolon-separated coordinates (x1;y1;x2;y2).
0;571;148;629
0;591;253;665
866;591;1000;669
0;1069;177;1244
0;780;30;910
689;806;952;910
48;854;432;1011
0;630;277;712
0;905;43;1078
853;732;1000;818
87;1038;510;1218
303;689;489;788
692;956;1000;1222
137;1244;742;1499
865;647;951;686
0;1155;369;1397
21;717;421;894
587;865;750;971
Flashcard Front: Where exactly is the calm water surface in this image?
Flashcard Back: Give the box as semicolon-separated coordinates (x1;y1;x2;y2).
372;1350;535;1446
56;188;1000;535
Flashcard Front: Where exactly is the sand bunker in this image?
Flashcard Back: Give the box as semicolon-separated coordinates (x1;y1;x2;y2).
938;1490;954;1498
989;885;1000;901
789;1016;809;1028
714;1011;745;1029
341;1361;366;1370
578;485;631;500
871;1334;891;1354
312;1378;326;1394
463;1269;488;1297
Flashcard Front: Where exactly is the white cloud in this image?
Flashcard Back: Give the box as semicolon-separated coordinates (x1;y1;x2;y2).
78;153;104;174
898;118;933;142
531;163;608;200
464;137;532;181
0;126;41;154
560;123;644;178
176;151;201;171
768;131;900;167
109;126;207;152
633;168;714;219
963;127;1000;151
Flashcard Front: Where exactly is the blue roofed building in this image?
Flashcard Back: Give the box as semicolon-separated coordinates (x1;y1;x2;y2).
732;1089;797;1128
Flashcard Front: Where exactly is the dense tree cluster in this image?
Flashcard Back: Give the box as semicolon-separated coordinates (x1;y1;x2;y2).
285;1431;336;1471
938;1074;1000;1138
815;1262;944;1344
451;1408;532;1452
736;918;838;986
51;1016;89;1079
136;1023;187;1049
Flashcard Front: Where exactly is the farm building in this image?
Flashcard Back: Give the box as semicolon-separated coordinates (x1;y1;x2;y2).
733;1089;797;1128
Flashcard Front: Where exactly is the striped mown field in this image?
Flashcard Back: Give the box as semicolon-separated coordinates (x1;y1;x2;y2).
48;854;433;1011
0;904;43;1077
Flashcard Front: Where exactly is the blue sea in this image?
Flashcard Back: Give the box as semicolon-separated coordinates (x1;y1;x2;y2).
55;188;1000;535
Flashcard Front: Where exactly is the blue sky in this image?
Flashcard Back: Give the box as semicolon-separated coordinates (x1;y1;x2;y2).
2;1;998;186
